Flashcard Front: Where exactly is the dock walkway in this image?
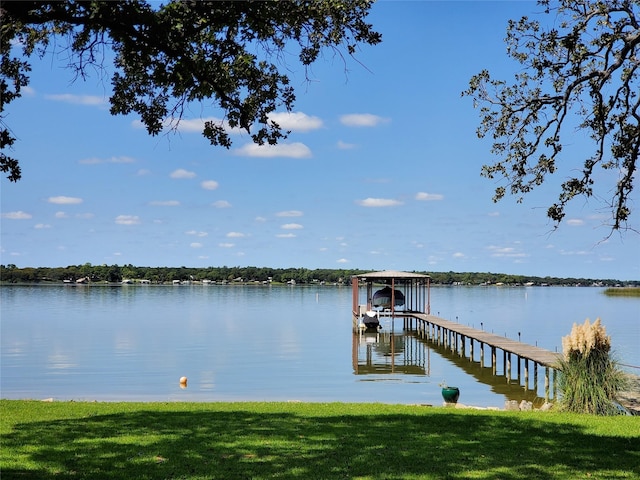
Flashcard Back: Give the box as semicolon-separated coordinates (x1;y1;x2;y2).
411;313;560;367
400;313;561;400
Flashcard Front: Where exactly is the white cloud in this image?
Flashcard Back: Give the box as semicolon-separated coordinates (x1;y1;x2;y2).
488;212;500;217
415;192;444;201
181;117;241;134
76;213;94;219
79;156;135;164
150;200;180;206
235;142;312;158
201;180;219;190
226;232;245;238
115;215;140;225
175;117;216;133
186;230;208;237
2;211;32;220
356;198;404;207
133;116;242;135
212;200;232;208
281;223;303;230
55;211;68;219
34;223;52;229
276;233;296;238
190;242;203;248
567;218;585;226
48;196;83;205
453;252;466;258
255;216;267;222
337;140;357;150
170;169;196;179
110;156;135;164
487;245;529;258
276;210;303;217
44;93;106;107
269;112;323;132
340;113;389;127
219;242;235;248
559;249;592;256
137;169;151;176
337;258;349;263
78;157;102;165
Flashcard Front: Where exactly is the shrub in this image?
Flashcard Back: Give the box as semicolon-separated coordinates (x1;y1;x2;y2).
557;318;628;415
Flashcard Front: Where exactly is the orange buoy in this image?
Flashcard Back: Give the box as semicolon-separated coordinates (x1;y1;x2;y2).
179;376;188;388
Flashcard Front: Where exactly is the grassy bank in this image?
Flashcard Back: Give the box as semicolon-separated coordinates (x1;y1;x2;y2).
1;400;639;479
603;287;640;297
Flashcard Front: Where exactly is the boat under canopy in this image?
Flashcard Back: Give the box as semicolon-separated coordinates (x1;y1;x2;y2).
372;286;405;309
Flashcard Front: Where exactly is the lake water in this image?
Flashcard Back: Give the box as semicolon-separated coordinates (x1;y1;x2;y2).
1;284;638;408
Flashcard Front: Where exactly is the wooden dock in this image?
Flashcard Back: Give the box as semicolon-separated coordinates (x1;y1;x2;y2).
351;271;561;401
404;313;561;400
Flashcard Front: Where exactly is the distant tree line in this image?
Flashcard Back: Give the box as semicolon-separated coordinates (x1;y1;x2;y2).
0;264;635;287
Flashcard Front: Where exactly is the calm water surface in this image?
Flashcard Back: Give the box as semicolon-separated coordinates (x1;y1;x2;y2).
1;284;638;408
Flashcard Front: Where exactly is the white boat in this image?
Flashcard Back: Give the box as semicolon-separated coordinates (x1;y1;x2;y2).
372;286;405;309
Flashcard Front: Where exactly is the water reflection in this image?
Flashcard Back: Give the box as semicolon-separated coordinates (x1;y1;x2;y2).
353;332;429;375
352;330;545;403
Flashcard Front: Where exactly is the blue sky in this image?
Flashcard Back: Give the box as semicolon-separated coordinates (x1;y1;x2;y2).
1;1;639;280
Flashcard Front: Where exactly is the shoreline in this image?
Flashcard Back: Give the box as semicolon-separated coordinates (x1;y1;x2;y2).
618;373;640;414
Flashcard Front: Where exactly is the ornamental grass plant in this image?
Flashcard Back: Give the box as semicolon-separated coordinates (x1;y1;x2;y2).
557;318;628;415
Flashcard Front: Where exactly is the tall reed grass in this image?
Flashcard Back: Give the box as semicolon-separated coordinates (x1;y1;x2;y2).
557;318;628;415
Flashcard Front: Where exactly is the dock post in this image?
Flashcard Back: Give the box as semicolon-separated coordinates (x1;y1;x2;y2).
506;352;511;380
503;351;506;376
461;335;466;357
545;367;550;402
470;339;474;362
534;363;539;391
491;347;497;375
524;359;529;390
517;356;522;384
480;342;485;367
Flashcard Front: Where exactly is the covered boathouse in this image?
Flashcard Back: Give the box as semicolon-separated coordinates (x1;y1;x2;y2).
351;270;560;400
351;270;431;331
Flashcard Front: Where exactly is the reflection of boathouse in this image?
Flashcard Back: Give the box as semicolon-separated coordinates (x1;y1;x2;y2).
352;330;431;375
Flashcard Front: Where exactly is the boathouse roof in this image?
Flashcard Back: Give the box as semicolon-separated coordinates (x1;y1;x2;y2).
354;270;430;281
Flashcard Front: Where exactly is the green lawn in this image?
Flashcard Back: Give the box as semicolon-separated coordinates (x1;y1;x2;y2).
1;400;639;479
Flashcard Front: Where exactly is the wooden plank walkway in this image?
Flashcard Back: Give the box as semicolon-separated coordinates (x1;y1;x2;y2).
411;313;561;367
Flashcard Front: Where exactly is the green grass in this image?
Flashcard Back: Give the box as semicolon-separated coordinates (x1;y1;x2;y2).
603;287;640;297
2;401;639;479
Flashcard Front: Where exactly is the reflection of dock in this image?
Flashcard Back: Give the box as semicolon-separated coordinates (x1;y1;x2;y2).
410;332;543;403
352;271;560;401
405;314;560;400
